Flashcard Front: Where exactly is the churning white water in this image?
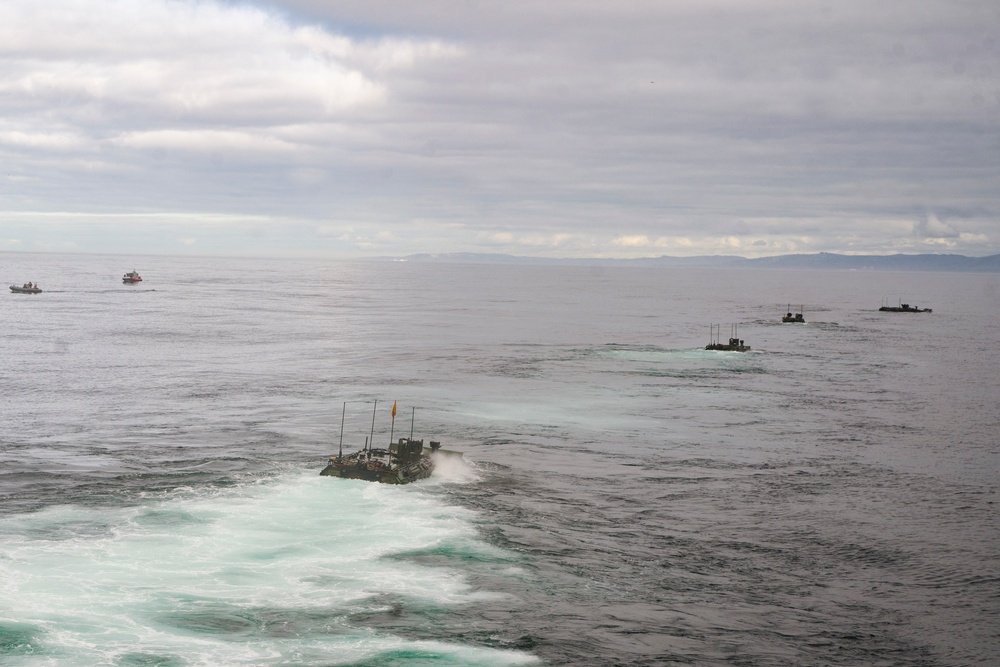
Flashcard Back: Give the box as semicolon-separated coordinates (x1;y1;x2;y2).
1;471;533;666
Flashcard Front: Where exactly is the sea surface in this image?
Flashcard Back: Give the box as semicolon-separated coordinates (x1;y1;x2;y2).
1;252;998;667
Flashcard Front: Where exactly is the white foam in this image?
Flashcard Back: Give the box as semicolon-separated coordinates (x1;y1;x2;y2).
0;471;537;666
430;451;481;483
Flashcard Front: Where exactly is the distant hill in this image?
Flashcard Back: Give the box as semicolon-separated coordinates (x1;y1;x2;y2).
393;252;1000;272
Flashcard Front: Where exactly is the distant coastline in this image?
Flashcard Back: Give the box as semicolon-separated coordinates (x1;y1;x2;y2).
389;252;1000;272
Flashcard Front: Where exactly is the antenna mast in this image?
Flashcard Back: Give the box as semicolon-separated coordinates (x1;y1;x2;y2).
368;399;377;452
338;402;346;460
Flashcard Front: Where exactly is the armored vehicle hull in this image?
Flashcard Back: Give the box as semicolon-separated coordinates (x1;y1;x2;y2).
321;438;463;484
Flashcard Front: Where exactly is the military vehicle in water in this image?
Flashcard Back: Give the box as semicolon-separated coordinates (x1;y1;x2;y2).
782;305;805;323
879;302;932;313
705;323;751;352
320;401;463;484
321;438;440;484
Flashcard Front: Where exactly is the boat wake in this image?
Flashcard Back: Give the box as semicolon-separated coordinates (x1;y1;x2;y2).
431;452;480;483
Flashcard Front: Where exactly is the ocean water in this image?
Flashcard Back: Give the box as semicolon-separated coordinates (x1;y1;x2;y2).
1;252;998;667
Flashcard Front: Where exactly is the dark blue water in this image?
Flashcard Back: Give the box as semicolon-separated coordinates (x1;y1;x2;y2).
1;252;998;666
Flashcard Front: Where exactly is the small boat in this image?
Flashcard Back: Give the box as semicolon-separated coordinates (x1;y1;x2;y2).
123;270;142;283
320;401;463;484
10;283;42;294
782;304;805;323
705;323;751;352
879;299;931;313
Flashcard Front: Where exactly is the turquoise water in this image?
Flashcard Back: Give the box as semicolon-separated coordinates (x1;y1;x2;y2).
1;472;534;666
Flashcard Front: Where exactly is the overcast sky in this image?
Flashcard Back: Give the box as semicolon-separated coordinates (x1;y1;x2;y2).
1;0;998;258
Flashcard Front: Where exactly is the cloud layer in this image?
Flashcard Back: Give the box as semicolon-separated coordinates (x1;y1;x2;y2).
1;0;997;257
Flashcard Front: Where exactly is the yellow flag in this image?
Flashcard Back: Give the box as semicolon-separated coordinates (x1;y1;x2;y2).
391;401;397;418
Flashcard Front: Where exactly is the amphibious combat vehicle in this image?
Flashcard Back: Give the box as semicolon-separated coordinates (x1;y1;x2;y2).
320;401;463;484
705;323;751;352
879;303;932;313
782;305;805;323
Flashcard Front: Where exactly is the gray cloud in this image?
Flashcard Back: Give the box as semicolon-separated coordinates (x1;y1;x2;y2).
1;0;997;257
